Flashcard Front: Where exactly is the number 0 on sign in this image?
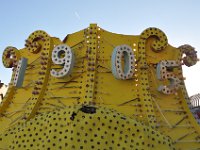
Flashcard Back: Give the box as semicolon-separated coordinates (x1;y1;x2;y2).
111;45;135;80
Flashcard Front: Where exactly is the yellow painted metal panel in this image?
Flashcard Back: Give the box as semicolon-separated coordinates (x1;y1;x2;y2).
0;24;199;149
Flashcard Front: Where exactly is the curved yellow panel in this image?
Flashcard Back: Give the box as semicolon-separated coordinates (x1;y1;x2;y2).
0;24;199;149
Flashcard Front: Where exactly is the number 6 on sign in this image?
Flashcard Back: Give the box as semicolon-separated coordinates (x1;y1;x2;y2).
51;44;75;78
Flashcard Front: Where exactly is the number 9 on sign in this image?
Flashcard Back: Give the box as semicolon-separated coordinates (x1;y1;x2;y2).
51;44;75;78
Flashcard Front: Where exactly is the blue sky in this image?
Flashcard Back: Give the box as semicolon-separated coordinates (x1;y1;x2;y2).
0;0;200;96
